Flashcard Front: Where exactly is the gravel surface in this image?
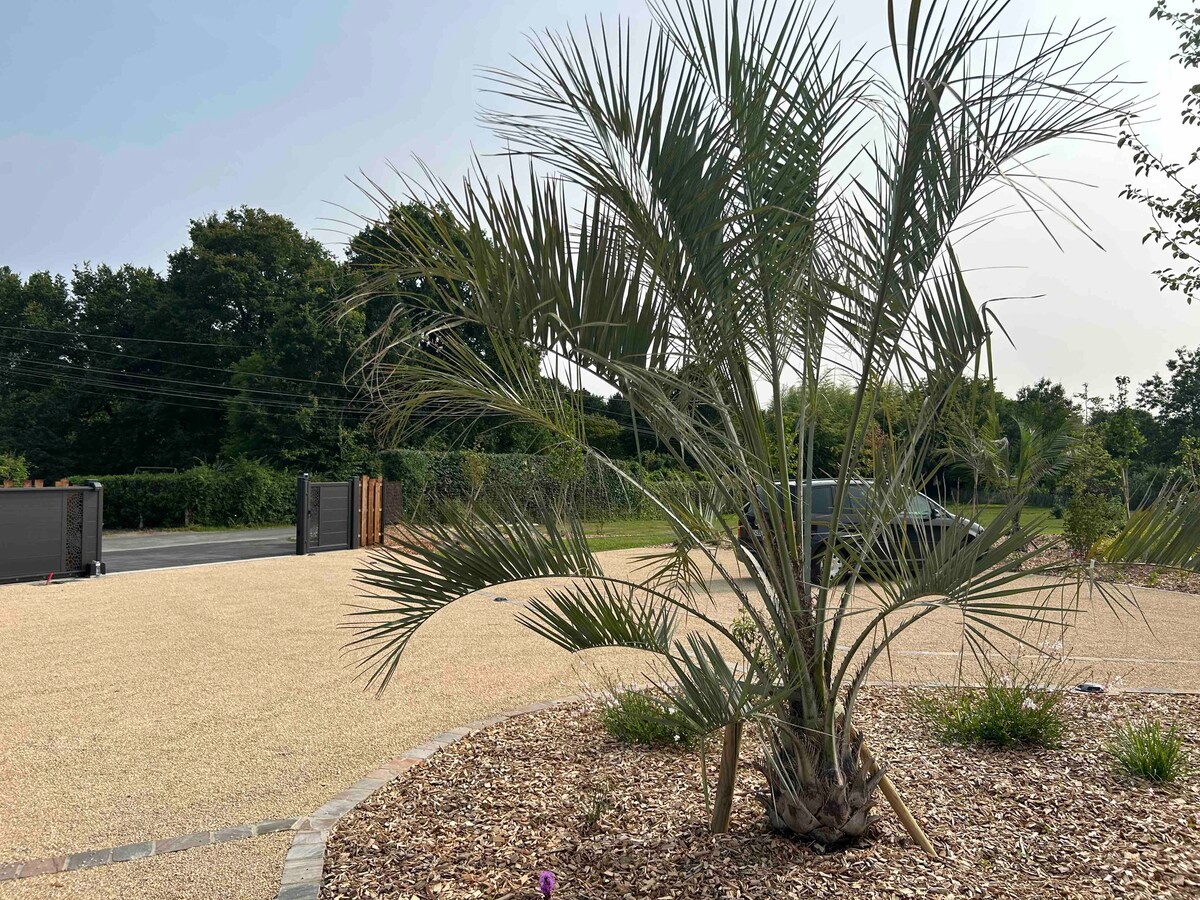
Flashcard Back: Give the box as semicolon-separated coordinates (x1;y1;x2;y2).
0;833;289;900
323;690;1200;899
2;546;1197;897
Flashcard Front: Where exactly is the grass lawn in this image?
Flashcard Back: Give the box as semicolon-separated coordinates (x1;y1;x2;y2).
584;504;1065;553
950;503;1064;535
583;518;678;552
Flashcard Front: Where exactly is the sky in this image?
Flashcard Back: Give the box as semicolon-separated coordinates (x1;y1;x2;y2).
2;0;1197;402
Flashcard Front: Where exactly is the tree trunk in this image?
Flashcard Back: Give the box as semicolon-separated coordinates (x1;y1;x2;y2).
709;719;743;833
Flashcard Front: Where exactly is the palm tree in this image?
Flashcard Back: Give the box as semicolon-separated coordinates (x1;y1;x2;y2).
343;0;1184;847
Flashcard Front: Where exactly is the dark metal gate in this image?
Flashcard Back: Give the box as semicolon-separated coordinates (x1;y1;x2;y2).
296;474;358;554
296;474;389;555
0;482;105;583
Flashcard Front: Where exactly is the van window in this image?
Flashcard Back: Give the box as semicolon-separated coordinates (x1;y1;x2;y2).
845;482;869;511
906;494;933;518
811;485;833;515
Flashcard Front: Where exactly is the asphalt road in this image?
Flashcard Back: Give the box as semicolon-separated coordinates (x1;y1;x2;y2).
102;527;297;573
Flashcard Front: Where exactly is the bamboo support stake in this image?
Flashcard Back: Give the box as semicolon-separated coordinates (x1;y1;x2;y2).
709;719;743;833
853;727;937;858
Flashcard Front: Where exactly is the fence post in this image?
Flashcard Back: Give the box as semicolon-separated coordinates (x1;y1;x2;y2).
296;473;310;555
350;476;362;550
374;476;382;545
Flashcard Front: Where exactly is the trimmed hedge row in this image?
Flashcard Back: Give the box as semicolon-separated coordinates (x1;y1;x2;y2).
76;451;704;530
379;449;699;521
72;460;295;530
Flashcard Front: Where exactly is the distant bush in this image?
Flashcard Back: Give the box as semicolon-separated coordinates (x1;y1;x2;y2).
599;689;693;747
1063;492;1124;555
1107;721;1189;783
911;679;1066;749
378;449;708;522
0;451;29;484
72;460;295;529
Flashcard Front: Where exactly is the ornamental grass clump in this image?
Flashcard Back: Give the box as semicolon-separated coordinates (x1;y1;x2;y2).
1107;721;1189;783
911;681;1066;749
343;0;1200;849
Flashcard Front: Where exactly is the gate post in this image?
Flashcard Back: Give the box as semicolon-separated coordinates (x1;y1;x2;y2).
350;476;362;549
296;473;310;555
87;480;105;576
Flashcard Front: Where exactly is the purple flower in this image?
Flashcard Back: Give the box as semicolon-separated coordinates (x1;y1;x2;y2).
538;870;556;897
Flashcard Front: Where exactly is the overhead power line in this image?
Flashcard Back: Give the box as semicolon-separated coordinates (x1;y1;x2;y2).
10;357;376;409
0;323;250;350
0;331;359;390
4;366;376;420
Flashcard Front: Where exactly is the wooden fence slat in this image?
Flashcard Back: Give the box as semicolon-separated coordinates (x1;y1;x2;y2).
374;477;382;544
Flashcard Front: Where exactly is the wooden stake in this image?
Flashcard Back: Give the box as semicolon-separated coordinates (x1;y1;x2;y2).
853;728;937;858
710;719;743;833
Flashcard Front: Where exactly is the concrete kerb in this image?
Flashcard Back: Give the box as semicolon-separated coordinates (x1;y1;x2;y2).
275;696;579;900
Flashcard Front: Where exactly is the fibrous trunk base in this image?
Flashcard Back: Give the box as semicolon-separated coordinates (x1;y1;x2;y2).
757;722;883;846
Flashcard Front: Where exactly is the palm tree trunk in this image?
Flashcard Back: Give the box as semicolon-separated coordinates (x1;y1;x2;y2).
709;719;743;833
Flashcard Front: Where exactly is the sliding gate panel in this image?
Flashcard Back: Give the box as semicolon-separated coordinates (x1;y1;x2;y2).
0;483;104;583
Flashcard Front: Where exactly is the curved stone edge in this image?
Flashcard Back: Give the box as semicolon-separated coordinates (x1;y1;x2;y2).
271;682;1200;900
275;696;582;900
0;818;298;884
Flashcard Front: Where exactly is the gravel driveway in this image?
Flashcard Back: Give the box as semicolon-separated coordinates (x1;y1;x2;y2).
0;547;1195;899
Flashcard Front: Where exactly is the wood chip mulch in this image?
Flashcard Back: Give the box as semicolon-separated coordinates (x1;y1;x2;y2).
321;688;1199;899
1023;538;1200;595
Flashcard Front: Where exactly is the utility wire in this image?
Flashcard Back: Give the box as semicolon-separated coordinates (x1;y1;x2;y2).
10;356;377;409
0;332;359;390
4;366;375;419
0;323;251;350
4;374;375;425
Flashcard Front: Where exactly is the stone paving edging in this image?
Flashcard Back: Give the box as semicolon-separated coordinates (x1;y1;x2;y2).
0;817;299;884
272;683;1200;900
3;685;1191;892
276;697;580;900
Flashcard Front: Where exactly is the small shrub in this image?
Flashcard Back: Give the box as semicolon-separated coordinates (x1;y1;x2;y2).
0;451;29;483
1107;721;1189;783
1063;492;1124;556
599;689;692;747
911;681;1066;749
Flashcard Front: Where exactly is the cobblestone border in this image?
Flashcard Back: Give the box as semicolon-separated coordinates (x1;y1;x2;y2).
276;698;576;900
0;817;298;884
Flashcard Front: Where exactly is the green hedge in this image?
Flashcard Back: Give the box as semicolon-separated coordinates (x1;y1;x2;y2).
72;460;295;529
379;449;700;522
0;452;29;483
78;452;704;530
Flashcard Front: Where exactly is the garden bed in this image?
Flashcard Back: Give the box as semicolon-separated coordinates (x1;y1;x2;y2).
1024;538;1200;595
322;688;1199;899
